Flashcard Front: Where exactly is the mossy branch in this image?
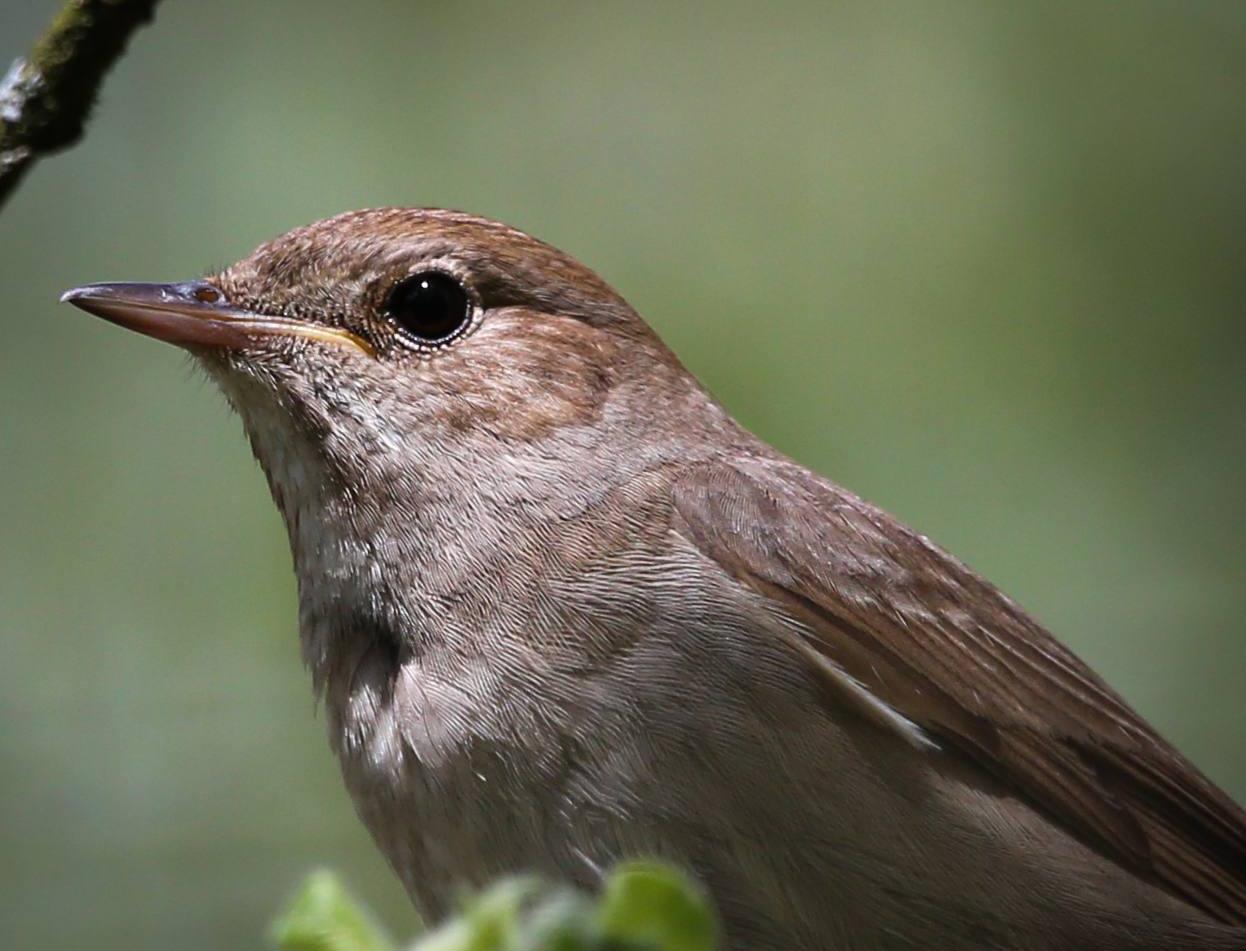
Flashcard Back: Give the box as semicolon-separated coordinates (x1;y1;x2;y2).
0;0;161;211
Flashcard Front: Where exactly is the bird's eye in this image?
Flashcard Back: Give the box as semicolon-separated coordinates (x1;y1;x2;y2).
385;272;472;345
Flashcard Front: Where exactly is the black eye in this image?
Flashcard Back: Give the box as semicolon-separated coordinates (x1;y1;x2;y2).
385;272;471;344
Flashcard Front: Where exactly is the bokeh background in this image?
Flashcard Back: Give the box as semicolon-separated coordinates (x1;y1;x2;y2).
1;1;1243;948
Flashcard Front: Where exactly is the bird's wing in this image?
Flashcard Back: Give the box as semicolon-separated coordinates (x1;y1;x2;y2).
671;455;1246;925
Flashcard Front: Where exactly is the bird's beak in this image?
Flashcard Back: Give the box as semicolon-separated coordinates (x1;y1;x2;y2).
60;281;373;355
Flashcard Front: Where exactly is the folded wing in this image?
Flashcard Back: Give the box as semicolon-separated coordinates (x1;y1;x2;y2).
672;457;1246;924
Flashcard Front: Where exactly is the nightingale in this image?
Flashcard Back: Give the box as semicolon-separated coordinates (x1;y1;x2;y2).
63;208;1246;950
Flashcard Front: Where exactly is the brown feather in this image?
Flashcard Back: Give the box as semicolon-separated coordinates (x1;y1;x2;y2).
673;455;1246;925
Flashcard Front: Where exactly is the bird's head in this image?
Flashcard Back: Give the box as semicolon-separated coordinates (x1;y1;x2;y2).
63;209;706;516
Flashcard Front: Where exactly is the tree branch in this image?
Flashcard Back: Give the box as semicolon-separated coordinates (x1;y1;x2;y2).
0;0;161;213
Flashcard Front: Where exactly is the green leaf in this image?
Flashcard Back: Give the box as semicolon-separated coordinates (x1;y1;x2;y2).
596;863;716;951
272;862;718;951
270;869;396;951
409;878;535;951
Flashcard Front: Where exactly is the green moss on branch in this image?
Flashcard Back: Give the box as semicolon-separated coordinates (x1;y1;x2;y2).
0;0;161;210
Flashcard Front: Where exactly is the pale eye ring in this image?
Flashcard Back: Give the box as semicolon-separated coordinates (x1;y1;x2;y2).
385;271;471;345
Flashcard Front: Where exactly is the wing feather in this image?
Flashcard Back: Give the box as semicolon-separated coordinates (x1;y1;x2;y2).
672;457;1246;924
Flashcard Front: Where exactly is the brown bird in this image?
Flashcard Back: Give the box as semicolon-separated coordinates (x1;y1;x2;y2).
63;209;1246;950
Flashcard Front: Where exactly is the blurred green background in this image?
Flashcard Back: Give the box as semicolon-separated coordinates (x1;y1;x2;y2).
1;1;1243;948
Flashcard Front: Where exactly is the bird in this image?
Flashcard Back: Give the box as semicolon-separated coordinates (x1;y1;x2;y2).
62;208;1246;950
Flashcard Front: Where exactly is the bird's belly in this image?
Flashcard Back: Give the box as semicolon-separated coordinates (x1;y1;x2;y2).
335;734;562;918
315;628;913;948
321;642;637;920
317;629;1239;951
